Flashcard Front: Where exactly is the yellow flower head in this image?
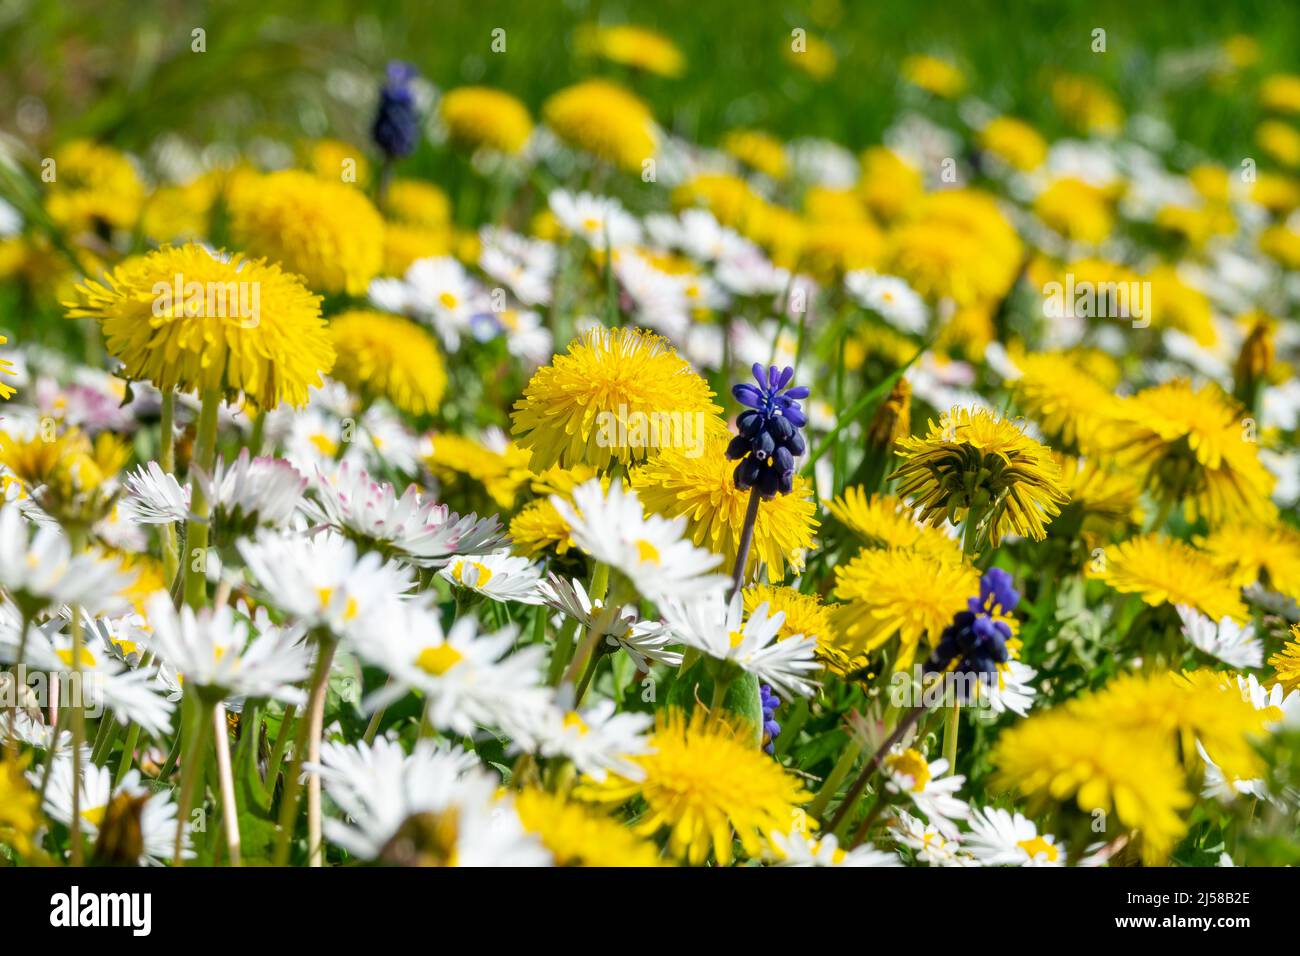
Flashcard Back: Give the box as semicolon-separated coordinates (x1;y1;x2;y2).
543;80;657;173
515;788;666;866
721;129;788;180
884;190;1023;306
382;222;452;276
1034;177;1115;244
1100;380;1275;527
1257;120;1300;169
426;433;532;510
1271;627;1300;692
228;170;384;295
0;753;42;857
440;86;534;155
511;327;719;472
45;140;144;232
0;335;16;400
833;547;978;670
633;431;817;582
328;310;446;417
1011;352;1120;453
1053;454;1145;544
743;584;865;676
978;116;1047;171
824;487;961;563
306;138;370;184
575;708;810;866
1261;73;1300;114
893;407;1069;546
66;243;332;410
576;23;685;77
385;179;453;229
1196;523;1300;604
1091;534;1248;624
509;497;574;558
858;147;923;222
1052;74;1124;135
901;54;965;98
993;708;1190;865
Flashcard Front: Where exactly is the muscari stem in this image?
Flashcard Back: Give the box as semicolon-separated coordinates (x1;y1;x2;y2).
826;704;926;837
729;487;762;597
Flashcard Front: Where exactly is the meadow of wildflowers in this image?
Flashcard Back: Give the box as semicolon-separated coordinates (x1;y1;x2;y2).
1;1;1300;881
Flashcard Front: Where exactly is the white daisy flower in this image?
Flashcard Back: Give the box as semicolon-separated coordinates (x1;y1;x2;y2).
0;506;137;617
768;829;901;867
538;574;682;669
302;463;506;568
143;593;311;704
979;658;1039;717
308;737;549;865
370;256;480;352
479;227;556;306
659;589;820;700
237;530;414;640
1175;605;1265;669
1198;740;1271;804
844;271;929;334
550;480;727;604
28;626;173;737
532;698;653;782
353;601;552;743
548;190;641;248
195;450;307;532
36;761;191;865
1233;672;1300;730
120;461;190;524
882;750;970;839
889;809;976;867
438;552;545;605
965;806;1065;866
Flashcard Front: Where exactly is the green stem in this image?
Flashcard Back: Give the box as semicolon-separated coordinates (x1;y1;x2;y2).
68;598;86;866
263;703;297;790
273;638;336;866
173;692;216;866
827;704;926;838
809;738;861;821
183;386;221;608
159;390;180;591
942;699;960;774
573;649;602;706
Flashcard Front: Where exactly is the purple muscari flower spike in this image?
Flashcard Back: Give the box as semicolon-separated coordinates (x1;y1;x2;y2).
760;684;781;755
924;569;1018;695
725;364;809;499
372;60;422;160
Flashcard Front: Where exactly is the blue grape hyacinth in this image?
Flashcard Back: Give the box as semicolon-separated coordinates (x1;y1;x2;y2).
760;683;781;755
372;61;421;160
925;567;1019;685
726;364;810;499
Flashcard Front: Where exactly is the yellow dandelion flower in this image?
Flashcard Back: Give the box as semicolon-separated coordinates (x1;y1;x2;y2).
542;80;657;173
140;172;222;243
884;189;1023;306
1251;171;1300;215
45;140;144;232
0;753;42;856
440;86;534;155
1072;670;1274;783
575;708;810;866
426;432;533;510
798;219;885;280
328;310;446;417
306;138;370;184
1034;177;1115;244
1257;120;1300;169
901;54;965;98
385;179;453;229
1052;74;1124;135
576;23;685;78
1100;380;1275;527
993;709;1190;865
1196;523;1300;603
1011;352;1120;453
1146;265;1216;346
509;498;574;558
0;335;16;400
514;788;666;866
783;32;837;80
1260;73;1300;114
832;547;978;670
978;116;1047;171
858;147;923;222
742;584;866;676
632;431;817;582
228;170;384;295
893;407;1069;547
721;129;788;180
66;243;332;410
1259;220;1300;269
1053;454;1145;544
1091;534;1248;624
824;487;961;563
511;327;719;472
382;222;452;276
1270;628;1300;692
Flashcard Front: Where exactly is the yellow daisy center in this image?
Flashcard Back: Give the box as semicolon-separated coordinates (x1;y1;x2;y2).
453;561;494;588
81;804;107;827
438;291;459;310
562;712;590;735
727;630;746;649
1017;835;1058;861
886;749;931;792
56;647;97;669
416;644;464;676
635;539;661;565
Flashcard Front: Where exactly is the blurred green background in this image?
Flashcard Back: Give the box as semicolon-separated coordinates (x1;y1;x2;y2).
2;0;1298;159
